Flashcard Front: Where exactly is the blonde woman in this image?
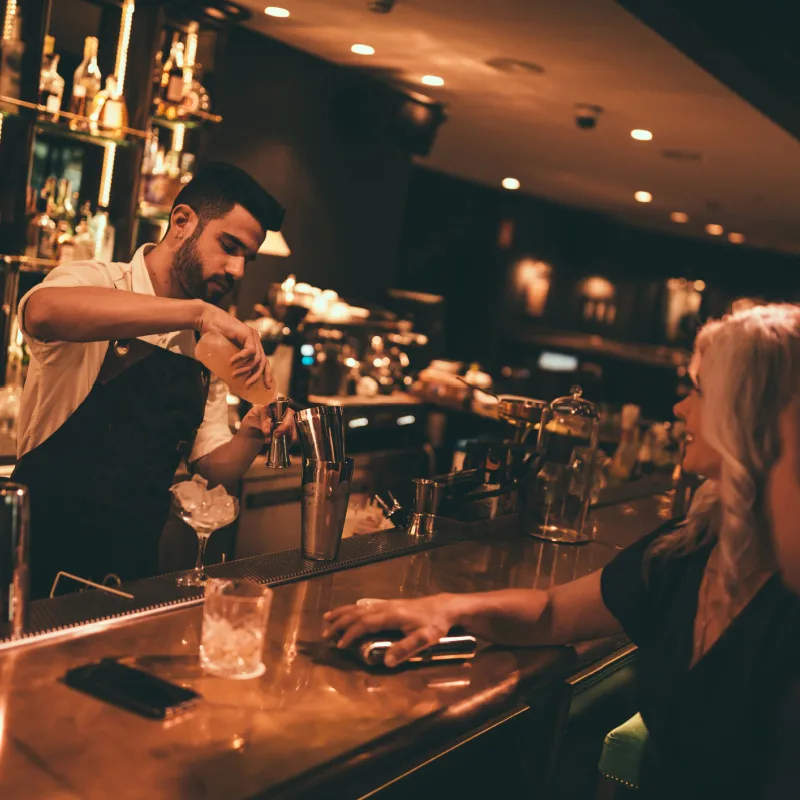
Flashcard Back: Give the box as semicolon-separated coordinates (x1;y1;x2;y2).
326;304;800;800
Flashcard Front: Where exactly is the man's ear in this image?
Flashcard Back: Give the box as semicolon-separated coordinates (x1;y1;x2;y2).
170;204;199;241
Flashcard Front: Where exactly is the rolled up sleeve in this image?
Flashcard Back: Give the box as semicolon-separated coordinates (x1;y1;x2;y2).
19;261;115;357
189;376;234;464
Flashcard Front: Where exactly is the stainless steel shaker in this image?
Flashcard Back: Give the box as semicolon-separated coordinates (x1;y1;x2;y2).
301;458;354;560
296;406;345;462
297;405;352;561
0;482;30;639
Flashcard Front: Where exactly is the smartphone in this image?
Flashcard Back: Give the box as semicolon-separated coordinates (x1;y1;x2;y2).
352;628;478;667
63;658;201;721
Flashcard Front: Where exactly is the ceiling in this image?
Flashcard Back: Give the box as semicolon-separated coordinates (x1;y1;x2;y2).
240;0;800;254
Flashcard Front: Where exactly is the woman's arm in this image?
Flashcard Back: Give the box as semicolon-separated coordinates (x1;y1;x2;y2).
324;570;621;667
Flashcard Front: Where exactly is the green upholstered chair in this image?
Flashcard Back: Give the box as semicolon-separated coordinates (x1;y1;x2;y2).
596;712;649;795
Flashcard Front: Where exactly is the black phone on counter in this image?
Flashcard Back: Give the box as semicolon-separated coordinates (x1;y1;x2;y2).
63;658;201;721
351;628;478;668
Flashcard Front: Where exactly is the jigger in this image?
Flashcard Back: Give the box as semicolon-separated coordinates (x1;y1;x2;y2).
266;396;292;469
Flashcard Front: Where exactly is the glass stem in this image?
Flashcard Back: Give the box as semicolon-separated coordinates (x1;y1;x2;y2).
195;534;210;573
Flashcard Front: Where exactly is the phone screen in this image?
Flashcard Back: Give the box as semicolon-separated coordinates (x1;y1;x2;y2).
64;659;200;720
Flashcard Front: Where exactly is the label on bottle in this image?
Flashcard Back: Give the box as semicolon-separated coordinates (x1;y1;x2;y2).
73;84;87;98
166;75;184;103
45;93;60;114
103;101;122;131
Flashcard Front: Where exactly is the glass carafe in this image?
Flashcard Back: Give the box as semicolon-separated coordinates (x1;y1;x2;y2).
527;385;600;544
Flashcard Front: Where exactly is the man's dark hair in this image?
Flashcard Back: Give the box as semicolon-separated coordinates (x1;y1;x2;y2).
171;162;285;233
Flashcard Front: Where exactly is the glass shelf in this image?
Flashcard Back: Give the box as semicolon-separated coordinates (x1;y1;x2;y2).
149;110;222;130
34;119;136;148
0;254;60;273
0;95;147;147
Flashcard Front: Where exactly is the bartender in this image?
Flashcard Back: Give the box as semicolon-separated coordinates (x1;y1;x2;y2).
13;162;295;598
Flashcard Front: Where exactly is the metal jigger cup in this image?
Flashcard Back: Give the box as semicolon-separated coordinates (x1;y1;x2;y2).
266;396;291;469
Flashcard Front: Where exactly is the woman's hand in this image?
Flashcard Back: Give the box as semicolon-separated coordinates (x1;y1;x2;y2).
323;594;460;667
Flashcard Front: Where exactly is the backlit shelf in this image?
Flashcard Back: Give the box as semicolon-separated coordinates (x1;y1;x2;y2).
0;95;147;147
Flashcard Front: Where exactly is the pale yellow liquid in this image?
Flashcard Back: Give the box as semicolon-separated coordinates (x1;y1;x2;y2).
195;331;278;405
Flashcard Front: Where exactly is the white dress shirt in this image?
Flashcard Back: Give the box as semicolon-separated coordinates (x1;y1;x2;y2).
16;244;232;462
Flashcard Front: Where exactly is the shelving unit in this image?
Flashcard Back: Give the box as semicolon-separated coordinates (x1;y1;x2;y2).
0;0;239;381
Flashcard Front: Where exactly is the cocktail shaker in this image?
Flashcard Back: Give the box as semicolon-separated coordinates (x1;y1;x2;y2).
301;458;354;561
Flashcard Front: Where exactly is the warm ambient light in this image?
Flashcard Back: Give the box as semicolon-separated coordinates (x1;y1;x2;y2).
258;230;291;257
631;129;653;141
670;211;689;224
265;6;290;17
705;224;724;236
728;232;745;244
421;75;445;87
694;280;706;292
351;44;375;55
502;177;520;191
634;191;652;203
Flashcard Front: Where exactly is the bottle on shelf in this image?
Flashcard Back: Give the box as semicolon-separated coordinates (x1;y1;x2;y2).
25;195;57;260
38;50;65;122
55;221;74;263
71;208;96;262
155;35;186;119
89;75;128;137
90;209;115;262
609;404;642;480
69;37;102;131
41;35;55;70
182;63;211;116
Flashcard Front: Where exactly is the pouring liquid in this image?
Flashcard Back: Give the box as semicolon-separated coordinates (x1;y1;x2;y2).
195;331;278;405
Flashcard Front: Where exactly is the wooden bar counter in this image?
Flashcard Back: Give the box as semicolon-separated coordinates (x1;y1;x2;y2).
0;494;669;799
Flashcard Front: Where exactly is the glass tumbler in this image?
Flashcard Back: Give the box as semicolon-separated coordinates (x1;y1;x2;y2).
200;579;273;680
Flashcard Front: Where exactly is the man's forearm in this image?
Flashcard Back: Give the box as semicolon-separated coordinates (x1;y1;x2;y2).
25;287;204;342
192;432;263;491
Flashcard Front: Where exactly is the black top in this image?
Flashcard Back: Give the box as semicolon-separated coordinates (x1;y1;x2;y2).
601;521;800;800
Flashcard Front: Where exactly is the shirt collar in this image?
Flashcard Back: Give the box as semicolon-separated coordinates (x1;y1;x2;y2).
130;244;157;297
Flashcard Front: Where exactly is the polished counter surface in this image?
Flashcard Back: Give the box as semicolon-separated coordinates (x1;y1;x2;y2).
0;494;669;799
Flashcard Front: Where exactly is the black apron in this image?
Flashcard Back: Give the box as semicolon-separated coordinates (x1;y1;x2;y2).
12;338;210;599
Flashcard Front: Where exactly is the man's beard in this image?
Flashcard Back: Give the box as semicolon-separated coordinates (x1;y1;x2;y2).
172;232;232;304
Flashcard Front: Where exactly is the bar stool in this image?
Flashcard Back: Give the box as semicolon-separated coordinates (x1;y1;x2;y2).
596;712;649;797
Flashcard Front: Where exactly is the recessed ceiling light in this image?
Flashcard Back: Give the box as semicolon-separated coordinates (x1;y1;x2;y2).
670;211;689;224
631;129;653;141
634;190;652;203
264;6;290;17
705;224;724;236
728;232;745;244
421;75;445;87
502;177;520;191
351;43;375;55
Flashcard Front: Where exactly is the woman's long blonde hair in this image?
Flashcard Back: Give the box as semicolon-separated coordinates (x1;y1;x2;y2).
646;304;800;593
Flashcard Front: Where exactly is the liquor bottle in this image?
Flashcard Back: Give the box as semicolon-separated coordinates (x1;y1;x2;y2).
25;195;57;260
155;35;186;119
89;75;128;137
38;52;65;121
69;37;102;130
55;221;74;263
71;213;96;262
90;210;115;262
182;63;211;116
609;404;641;480
41;34;55;69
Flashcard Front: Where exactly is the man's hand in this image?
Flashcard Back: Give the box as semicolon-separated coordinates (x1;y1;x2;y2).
196;304;271;390
240;405;297;446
